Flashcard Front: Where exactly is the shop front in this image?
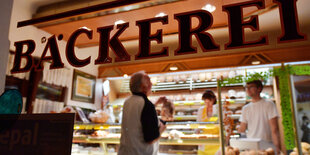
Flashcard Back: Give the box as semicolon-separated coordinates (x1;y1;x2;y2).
2;0;310;154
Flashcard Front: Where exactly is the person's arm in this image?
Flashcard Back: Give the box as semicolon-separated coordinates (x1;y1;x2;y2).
269;117;281;154
238;105;248;134
155;96;167;106
238;122;247;133
197;107;202;122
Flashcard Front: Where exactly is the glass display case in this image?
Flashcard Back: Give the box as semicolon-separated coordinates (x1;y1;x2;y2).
72;121;220;155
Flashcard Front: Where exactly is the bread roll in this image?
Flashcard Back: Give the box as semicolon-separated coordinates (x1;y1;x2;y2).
265;147;274;155
249;150;257;155
233;147;240;155
302;142;310;152
289;152;298;155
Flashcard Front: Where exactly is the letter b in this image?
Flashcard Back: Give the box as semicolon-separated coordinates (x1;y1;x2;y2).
11;40;35;73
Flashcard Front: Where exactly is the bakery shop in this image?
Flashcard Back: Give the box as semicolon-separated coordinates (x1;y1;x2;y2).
1;0;310;154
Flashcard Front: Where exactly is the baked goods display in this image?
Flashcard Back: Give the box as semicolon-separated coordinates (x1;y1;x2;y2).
225;146;240;155
74;123;219;142
90;131;121;139
289;142;310;155
180;134;219;139
73;132;87;138
224;146;276;155
149;127;220;141
88;110;109;123
74;130;121;139
91;130;109;137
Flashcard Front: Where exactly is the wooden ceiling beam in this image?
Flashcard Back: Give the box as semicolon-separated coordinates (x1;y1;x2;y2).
18;0;149;27
98;45;310;78
258;53;274;62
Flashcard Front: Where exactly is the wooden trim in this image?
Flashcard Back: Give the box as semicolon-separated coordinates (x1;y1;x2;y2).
17;0;149;27
98;45;310;78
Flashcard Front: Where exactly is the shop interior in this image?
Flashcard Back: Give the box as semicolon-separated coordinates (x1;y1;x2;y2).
4;0;310;154
71;66;277;154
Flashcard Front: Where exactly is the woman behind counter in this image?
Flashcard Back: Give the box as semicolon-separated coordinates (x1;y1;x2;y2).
196;89;219;155
197;90;217;122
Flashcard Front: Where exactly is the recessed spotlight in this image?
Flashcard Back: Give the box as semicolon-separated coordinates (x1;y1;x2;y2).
155;12;167;17
114;20;126;26
202;4;216;13
170;66;178;71
251;61;261;65
123;74;128;78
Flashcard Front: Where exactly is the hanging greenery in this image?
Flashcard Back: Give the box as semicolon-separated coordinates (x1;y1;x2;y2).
276;65;310;149
273;67;296;150
219;70;273;86
290;65;310;76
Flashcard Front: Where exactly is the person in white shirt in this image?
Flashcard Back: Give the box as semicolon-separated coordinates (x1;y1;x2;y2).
238;80;281;154
118;71;166;155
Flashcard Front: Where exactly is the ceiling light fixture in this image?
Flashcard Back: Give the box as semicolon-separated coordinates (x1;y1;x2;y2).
123;74;128;78
251;61;261;65
155;12;167;17
202;4;216;13
170;66;178;71
114;20;126;26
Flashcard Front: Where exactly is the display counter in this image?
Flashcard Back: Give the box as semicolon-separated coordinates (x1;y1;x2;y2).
72;121;220;154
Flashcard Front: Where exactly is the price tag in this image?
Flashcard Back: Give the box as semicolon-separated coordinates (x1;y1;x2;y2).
190;124;199;128
229;100;235;104
209;117;218;122
175;117;182;120
94;125;109;130
74;124;87;130
184;102;194;105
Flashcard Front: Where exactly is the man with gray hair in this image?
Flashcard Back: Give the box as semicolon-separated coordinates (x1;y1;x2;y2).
118;71;167;155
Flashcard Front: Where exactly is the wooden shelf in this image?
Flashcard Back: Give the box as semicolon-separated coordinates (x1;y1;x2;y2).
174;115;197;121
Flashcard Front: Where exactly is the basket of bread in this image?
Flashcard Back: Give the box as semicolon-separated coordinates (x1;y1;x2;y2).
224;146;276;155
89;110;110;123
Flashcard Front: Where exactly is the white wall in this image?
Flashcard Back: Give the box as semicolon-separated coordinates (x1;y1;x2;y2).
0;0;13;94
9;0;102;110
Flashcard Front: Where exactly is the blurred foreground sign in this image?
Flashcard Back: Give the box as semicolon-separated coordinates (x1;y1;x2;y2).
0;113;75;155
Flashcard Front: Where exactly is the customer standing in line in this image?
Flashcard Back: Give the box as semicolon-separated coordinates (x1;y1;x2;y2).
238;80;281;154
118;71;166;155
